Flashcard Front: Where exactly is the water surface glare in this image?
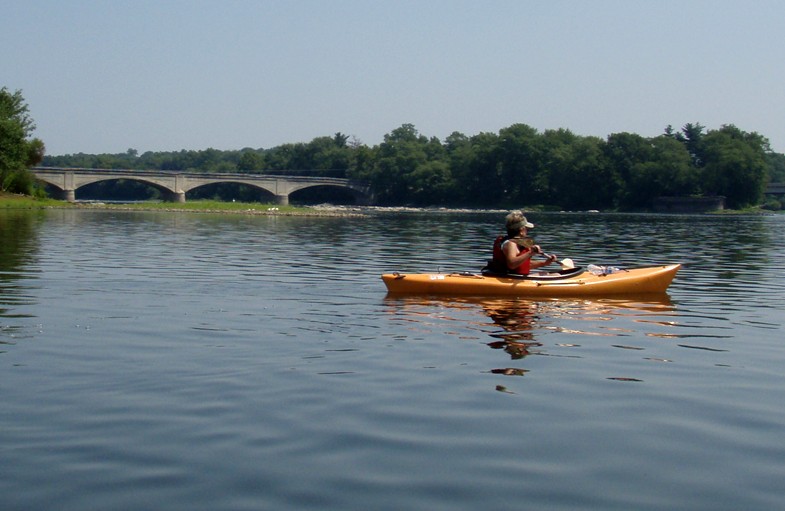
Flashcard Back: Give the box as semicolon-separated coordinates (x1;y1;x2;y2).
1;209;784;510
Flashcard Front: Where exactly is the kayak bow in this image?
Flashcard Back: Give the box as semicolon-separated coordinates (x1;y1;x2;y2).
382;264;681;297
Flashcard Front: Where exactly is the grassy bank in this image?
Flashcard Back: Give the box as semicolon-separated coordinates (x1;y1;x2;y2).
3;192;776;216
0;192;69;209
0;193;362;216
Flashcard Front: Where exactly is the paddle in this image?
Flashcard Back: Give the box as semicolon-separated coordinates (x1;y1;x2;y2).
510;237;575;269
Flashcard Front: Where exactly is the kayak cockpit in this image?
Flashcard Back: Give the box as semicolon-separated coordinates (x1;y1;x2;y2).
481;266;586;280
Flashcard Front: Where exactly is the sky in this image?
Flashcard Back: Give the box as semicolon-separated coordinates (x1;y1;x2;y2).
3;0;784;156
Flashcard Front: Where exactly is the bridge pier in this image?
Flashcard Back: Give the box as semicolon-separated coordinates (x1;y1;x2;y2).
166;191;186;203
61;189;76;202
274;194;289;206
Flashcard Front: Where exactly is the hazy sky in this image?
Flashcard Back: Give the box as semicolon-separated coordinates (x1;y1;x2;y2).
4;0;784;155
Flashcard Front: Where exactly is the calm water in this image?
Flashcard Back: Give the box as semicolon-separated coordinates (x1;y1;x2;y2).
1;208;784;510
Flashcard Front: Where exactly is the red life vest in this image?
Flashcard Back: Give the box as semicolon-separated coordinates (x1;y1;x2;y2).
492;235;531;275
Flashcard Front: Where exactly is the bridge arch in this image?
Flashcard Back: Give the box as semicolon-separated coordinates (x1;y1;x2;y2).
71;176;177;201
182;180;278;203
179;178;367;205
287;183;369;205
32;169;181;202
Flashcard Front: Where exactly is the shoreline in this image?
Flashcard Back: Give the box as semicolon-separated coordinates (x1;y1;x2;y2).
0;192;510;217
1;192;773;216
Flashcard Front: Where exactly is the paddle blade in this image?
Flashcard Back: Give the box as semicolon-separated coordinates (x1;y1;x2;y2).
561;258;575;269
511;236;536;248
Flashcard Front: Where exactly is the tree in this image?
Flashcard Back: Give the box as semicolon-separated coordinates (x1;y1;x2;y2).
306;136;352;174
496;123;543;205
0;87;45;194
370;124;429;204
444;131;477;204
544;132;608;210
767;152;785;183
408;160;452;204
649;135;698;196
700;125;768;208
346;144;376;182
675;122;706;167
447;131;501;206
621;136;695;209
603;132;654;209
333;132;350;147
237;150;265;172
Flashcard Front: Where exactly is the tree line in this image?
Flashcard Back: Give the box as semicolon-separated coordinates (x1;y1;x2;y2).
1;87;45;195
5;87;785;210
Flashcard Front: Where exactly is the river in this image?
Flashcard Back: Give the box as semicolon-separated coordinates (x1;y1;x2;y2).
1;208;784;510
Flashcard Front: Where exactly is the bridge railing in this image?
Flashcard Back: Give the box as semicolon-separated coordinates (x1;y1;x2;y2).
33;167;368;188
33;166;350;179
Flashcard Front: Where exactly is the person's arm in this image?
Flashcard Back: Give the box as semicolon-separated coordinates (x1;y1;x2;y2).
529;246;558;268
502;241;534;269
530;255;557;269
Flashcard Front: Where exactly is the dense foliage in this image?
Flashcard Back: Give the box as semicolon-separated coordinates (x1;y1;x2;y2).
2;87;779;209
0;80;771;209
42;122;781;210
0;88;45;195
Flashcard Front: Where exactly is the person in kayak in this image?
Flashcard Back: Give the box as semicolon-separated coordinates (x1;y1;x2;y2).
490;210;558;275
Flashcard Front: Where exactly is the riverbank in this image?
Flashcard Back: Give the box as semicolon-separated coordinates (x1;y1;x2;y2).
2;192;774;216
0;192;510;217
0;192;366;217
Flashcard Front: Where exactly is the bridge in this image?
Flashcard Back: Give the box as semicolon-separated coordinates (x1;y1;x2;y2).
31;167;372;205
766;182;785;195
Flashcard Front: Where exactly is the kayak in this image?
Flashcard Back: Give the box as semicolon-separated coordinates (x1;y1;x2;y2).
382;264;681;297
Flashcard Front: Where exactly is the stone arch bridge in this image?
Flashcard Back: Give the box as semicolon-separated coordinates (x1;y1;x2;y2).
31;167;372;205
766;182;785;195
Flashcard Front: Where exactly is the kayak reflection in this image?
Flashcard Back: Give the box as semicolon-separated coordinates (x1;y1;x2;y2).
383;294;676;377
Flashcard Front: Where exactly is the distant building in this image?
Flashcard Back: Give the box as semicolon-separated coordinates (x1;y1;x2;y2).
653;196;725;213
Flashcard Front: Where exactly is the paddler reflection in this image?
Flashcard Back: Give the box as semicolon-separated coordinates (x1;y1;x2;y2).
483;298;542;376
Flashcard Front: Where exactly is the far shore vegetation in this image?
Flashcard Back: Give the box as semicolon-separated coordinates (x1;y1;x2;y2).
3;87;785;212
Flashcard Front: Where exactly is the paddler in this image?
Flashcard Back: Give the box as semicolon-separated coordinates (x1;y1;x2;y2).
490;210;559;275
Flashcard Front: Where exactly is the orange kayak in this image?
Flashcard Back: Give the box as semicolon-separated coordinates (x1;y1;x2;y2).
382;264;681;297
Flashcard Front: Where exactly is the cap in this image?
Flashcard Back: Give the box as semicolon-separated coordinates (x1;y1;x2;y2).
505;210;534;231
